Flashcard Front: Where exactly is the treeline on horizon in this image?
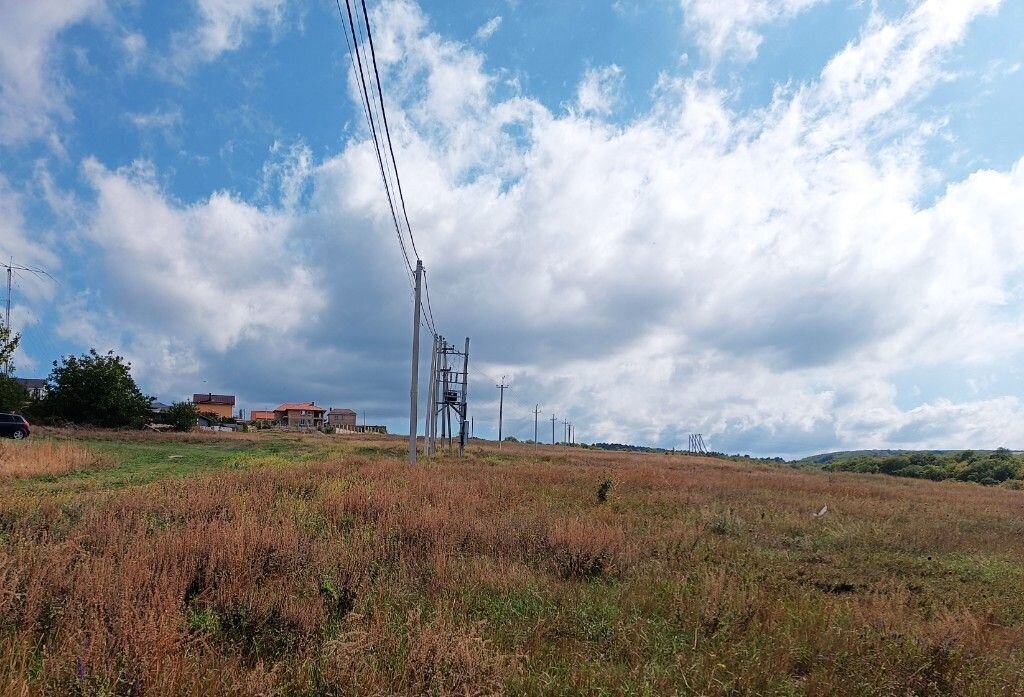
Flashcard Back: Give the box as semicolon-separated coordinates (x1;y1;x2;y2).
820;448;1023;487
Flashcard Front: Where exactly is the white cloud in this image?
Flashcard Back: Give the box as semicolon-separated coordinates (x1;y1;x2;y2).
0;0;105;145
168;0;288;74
680;0;829;62
576;65;624;116
39;0;1024;453
474;15;502;42
126;108;182;130
80;157;323;352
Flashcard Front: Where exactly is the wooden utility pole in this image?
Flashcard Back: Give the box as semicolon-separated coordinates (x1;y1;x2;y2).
551;414;556;445
534;404;540;449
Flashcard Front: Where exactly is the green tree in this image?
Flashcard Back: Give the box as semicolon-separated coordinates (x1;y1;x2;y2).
44;349;152;427
167;401;200;432
0;375;27;412
0;323;19;375
0;326;27;412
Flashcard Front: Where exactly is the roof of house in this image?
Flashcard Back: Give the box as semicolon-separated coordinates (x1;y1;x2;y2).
14;378;47;389
274;402;325;413
150;401;171;411
329;408;356;415
250;410;276;420
193;393;235;406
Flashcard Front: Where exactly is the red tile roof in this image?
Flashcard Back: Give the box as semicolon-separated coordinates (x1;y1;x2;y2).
274;402;325;413
250;410;276;421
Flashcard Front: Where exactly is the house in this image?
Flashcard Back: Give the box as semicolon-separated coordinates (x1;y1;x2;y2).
14;378;47;400
249;409;276;423
193;393;235;419
273;402;325;429
328;408;357;430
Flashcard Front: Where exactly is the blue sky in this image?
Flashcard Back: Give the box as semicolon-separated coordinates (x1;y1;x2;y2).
1;0;1023;456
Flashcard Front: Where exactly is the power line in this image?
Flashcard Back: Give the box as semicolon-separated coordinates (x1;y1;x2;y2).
334;0;415;284
359;0;422;262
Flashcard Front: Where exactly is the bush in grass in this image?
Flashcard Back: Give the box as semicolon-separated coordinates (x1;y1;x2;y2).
167;401;200;432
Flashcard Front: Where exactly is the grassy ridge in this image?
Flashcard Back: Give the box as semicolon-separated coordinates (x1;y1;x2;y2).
807;448;1024;487
1;432;1023;695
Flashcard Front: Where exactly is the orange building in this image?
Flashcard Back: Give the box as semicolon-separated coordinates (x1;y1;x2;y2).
192;393;235;419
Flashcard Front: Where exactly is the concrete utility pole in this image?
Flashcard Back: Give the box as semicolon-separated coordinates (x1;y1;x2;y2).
495;376;508;448
534;404;540;449
408;260;423;465
4;262;10;334
424;334;438;455
551;414;556;445
459;337;470;456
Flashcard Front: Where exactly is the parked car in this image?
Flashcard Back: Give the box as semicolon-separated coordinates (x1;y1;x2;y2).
0;413;31;439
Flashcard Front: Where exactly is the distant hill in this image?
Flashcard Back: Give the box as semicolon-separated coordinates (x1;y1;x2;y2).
795;449;1024;466
796;449;964;465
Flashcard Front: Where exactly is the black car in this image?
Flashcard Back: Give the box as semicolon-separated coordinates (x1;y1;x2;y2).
0;413;31;439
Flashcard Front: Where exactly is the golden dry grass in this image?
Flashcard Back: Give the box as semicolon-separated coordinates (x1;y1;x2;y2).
0;439;111;480
1;434;1023;695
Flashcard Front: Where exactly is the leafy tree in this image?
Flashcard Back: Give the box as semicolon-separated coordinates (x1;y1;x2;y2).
167;401;200;432
44;349;152;427
0;326;27;412
0;324;19;375
0;375;27;412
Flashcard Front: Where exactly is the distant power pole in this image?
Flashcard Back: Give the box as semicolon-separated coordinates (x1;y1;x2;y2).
562;419;569;446
408;260;423;465
551;414;556;445
496;376;508;448
534;404;540;448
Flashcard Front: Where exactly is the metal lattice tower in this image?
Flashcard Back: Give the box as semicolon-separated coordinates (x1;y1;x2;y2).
425;335;470;457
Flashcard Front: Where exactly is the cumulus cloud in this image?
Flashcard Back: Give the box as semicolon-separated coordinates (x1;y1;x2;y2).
79;157;323;352
0;0;104;144
575;65;625;116
38;0;1024;454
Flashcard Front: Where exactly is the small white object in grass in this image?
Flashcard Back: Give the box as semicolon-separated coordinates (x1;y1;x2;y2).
168;455;184;459
813;504;828;518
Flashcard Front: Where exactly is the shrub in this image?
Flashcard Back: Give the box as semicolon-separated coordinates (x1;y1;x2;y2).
167;401;200;432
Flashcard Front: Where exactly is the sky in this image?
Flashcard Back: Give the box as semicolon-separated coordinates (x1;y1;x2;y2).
1;0;1023;457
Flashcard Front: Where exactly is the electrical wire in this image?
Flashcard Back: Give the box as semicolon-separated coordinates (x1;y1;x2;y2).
334;0;415;285
358;0;422;262
333;0;440;340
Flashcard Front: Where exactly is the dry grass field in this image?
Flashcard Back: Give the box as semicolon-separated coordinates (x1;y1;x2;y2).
1;430;1023;696
0;439;111;480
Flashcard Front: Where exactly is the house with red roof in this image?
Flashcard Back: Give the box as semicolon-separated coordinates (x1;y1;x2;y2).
273;402;325;429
